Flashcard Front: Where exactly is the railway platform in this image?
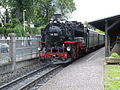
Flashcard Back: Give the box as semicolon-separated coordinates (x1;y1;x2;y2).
38;47;104;90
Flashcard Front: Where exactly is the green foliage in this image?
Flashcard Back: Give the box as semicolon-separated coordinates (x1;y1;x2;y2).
33;0;56;25
84;22;96;30
36;25;46;30
13;24;39;37
32;28;39;35
7;0;34;21
10;18;21;26
0;18;40;37
1;18;22;37
25;26;39;35
4;23;13;28
13;24;24;37
96;29;105;34
1;0;75;26
1;23;14;37
111;53;120;58
58;0;76;16
0;18;22;36
0;27;5;34
0;0;75;36
35;25;46;34
105;65;120;90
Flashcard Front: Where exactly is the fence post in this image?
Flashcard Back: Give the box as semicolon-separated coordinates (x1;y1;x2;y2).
36;35;41;47
36;35;41;59
9;33;16;71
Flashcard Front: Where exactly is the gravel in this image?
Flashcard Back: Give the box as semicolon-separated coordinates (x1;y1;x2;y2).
0;61;46;86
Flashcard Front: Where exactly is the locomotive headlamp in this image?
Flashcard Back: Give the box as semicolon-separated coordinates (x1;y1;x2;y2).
54;33;58;36
66;47;71;51
50;33;58;36
38;47;41;51
50;33;54;36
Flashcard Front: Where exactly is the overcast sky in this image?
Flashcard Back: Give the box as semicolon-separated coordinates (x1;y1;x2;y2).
69;0;120;22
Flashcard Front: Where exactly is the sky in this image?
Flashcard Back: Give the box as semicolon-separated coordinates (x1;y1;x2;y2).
0;0;120;23
69;0;120;22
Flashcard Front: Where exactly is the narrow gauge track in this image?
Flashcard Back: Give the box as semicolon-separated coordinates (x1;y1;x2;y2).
0;64;62;90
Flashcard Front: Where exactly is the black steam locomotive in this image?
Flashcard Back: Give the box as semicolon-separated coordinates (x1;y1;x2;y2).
38;14;105;64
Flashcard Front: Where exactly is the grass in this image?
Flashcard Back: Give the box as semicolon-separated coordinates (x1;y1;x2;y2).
105;65;120;90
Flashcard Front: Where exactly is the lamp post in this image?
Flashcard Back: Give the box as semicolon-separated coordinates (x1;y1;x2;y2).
23;10;26;32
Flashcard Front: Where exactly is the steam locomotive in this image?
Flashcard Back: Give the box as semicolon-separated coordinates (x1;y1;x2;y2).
38;14;105;64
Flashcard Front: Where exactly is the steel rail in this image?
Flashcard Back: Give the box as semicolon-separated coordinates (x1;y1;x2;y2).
19;65;61;90
0;64;50;90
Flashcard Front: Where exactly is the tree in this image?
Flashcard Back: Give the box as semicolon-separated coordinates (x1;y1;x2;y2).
57;0;76;17
1;0;75;25
0;0;10;25
32;0;55;26
33;0;75;26
8;0;34;22
0;0;76;36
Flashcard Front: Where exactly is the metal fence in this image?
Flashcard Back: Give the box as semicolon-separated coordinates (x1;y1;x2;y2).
0;37;10;65
16;36;40;61
0;34;41;74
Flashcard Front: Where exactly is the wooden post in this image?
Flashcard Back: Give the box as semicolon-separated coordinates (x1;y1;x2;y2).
9;33;16;71
105;20;110;57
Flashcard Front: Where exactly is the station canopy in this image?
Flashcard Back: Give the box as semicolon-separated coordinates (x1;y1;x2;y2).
89;15;120;37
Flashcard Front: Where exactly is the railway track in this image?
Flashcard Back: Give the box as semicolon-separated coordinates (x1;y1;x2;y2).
0;64;62;90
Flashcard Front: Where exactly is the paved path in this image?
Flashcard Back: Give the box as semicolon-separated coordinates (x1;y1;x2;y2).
38;48;104;90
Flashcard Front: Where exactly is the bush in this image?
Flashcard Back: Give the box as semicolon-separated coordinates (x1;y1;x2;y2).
0;27;6;34
10;18;21;27
0;18;41;37
111;53;120;58
4;23;13;28
14;24;26;37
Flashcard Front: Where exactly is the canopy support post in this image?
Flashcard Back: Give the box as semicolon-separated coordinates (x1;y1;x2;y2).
105;20;110;57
